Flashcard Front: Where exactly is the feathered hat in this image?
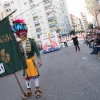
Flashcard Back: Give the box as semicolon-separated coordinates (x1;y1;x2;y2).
12;18;28;37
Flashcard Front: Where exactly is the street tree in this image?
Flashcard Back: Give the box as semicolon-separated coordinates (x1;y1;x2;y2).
69;30;75;35
85;0;100;26
88;24;93;29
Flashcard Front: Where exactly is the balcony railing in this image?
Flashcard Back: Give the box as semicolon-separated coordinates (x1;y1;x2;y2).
33;17;38;21
50;26;58;31
31;10;37;15
46;8;53;14
47;15;55;21
36;31;42;35
34;21;39;25
51;28;58;32
49;21;56;27
46;11;55;16
3;3;10;8
44;2;52;7
29;0;34;4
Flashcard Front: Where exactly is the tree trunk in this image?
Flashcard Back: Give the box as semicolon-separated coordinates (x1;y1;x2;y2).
95;12;99;27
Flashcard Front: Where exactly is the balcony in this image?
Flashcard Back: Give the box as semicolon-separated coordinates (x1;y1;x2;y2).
31;10;37;16
45;5;53;10
50;26;58;32
46;8;53;14
47;15;55;21
29;0;34;4
48;18;56;23
5;9;11;14
3;3;10;8
51;28;58;32
30;4;35;8
49;21;56;27
46;11;55;16
35;23;40;27
44;2;52;7
36;31;42;35
33;16;38;21
34;21;39;25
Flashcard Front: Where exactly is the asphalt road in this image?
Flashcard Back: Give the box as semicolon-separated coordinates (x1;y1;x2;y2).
0;40;100;100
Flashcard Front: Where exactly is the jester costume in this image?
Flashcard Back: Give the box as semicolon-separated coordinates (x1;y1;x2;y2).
12;18;42;98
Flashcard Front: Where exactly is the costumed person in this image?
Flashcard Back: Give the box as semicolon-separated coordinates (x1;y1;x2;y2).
72;33;80;51
12;18;42;98
62;36;68;47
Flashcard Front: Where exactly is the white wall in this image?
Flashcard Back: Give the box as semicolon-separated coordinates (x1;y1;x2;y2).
0;0;5;20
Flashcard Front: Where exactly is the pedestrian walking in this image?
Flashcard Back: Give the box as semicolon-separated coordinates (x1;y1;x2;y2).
72;34;80;51
62;36;68;47
12;18;42;98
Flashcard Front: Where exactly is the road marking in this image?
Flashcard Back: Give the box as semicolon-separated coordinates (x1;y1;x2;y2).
82;57;87;59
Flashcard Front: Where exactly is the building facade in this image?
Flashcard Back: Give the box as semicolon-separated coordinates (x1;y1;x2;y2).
70;14;82;31
3;0;71;39
3;0;37;39
0;0;5;20
80;12;88;30
29;0;71;36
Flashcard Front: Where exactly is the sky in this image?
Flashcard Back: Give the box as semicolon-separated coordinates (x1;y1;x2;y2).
66;0;93;22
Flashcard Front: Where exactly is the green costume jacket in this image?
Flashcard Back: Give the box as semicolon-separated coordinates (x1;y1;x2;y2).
18;38;41;77
18;38;41;60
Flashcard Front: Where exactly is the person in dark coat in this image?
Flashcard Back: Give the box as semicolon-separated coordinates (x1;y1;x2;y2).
72;34;80;51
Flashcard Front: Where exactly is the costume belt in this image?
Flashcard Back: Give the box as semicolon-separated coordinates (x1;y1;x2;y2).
26;56;35;61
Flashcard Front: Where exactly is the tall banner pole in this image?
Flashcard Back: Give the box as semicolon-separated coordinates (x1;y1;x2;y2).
6;9;17;18
14;73;27;98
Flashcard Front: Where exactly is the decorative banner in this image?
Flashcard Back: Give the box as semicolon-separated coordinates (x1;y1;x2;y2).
0;18;27;77
40;31;60;53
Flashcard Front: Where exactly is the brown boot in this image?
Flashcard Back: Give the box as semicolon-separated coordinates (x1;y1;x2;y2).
35;87;42;98
27;88;32;97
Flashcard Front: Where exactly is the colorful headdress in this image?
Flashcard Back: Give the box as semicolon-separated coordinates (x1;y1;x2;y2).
12;18;28;37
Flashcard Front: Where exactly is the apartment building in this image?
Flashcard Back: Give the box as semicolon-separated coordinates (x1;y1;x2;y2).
0;0;5;20
78;18;84;30
3;0;71;39
70;14;81;31
29;0;71;36
3;0;37;39
80;12;88;30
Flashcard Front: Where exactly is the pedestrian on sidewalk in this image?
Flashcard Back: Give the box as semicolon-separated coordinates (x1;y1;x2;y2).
12;18;42;98
72;34;80;51
62;36;68;47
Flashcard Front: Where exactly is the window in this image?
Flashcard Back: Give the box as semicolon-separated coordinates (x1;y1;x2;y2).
37;35;40;39
36;28;42;35
35;23;40;27
36;28;41;32
24;2;27;5
6;9;11;12
29;0;34;4
30;4;35;8
31;10;37;15
33;16;38;21
34;21;40;25
11;1;14;4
